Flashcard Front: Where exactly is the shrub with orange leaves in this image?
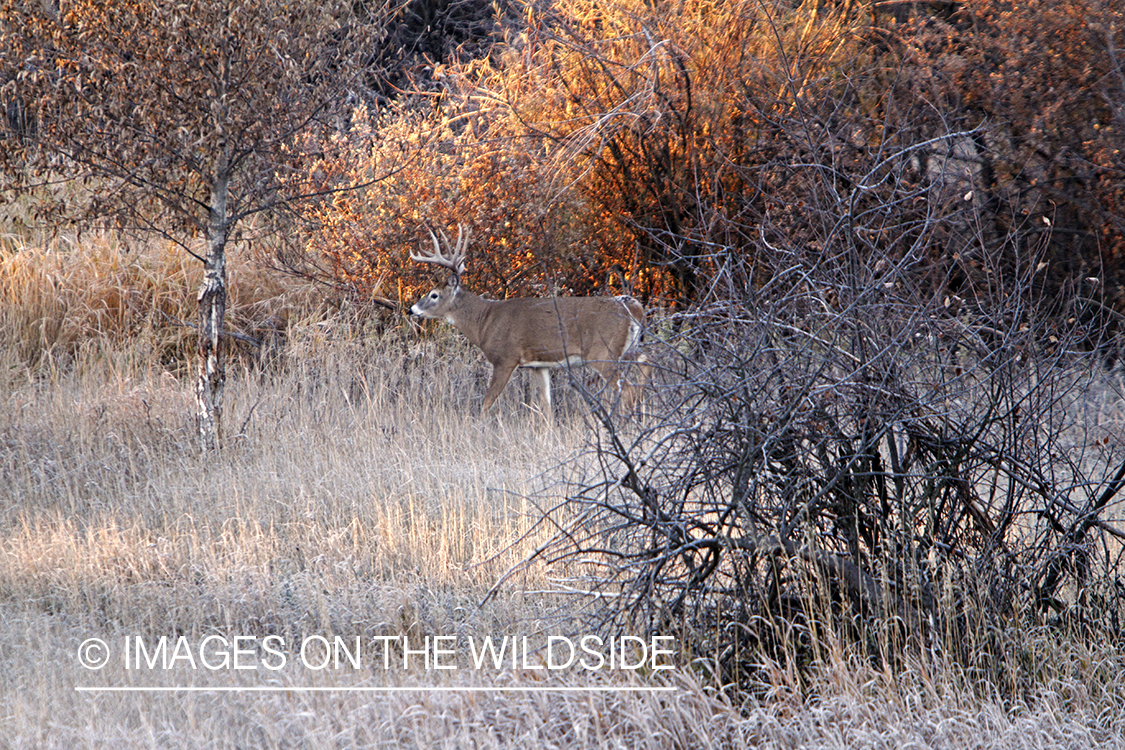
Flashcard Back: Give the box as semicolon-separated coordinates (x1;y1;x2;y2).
296;0;885;307
295;0;1125;335
283;100;639;310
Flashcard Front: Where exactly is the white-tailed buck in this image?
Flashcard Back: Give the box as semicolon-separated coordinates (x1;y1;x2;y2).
409;226;646;415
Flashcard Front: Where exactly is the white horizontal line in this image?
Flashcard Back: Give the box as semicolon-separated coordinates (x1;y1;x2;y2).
76;685;678;694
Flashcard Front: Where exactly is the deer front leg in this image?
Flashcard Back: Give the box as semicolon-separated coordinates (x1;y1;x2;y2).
532;367;553;419
481;360;519;413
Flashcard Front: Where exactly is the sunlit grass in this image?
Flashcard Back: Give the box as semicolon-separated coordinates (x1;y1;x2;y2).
2;233;1125;748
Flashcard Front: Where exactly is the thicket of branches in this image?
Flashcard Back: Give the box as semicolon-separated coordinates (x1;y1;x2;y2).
447;0;1125;687
525;183;1125;691
371;4;1125;683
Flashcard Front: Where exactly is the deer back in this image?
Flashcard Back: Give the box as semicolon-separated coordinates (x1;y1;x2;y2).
468;295;642;368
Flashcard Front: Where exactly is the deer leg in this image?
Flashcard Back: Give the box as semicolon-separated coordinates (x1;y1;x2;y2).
585;359;620;407
589;355;647;413
532;367;552;417
615;351;650;412
481;360;519;413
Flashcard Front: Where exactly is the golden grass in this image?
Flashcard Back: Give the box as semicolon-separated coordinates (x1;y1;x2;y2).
0;229;320;386
2;234;1125;748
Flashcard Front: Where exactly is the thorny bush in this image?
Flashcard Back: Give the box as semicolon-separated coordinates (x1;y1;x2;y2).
513;186;1125;694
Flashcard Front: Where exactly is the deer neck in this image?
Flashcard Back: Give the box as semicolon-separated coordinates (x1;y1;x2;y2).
443;288;496;349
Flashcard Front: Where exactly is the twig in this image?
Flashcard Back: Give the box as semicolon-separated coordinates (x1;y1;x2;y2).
158;309;263;347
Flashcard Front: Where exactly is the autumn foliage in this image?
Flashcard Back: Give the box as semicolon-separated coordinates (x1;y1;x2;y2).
3;0;1125;707
3;0;1123;324
280;0;1125;339
892;0;1125;324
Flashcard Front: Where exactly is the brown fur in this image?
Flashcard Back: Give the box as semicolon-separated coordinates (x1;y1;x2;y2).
411;274;645;414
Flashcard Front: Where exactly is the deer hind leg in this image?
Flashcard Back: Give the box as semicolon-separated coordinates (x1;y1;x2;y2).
585;359;628;411
619;351;651;413
481;360;519;413
590;353;649;414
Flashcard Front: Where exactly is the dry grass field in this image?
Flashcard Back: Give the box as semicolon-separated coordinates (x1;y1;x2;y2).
3;234;1125;748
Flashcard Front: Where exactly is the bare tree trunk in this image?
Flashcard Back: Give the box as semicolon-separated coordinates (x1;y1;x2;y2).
197;164;230;451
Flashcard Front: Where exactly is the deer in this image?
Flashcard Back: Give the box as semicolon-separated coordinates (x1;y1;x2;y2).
409;225;647;416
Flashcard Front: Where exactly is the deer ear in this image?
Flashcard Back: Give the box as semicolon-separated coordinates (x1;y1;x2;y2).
447;271;461;289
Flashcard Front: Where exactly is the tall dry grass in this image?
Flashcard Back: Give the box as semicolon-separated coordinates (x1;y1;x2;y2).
0;228;321;384
2;234;1125;748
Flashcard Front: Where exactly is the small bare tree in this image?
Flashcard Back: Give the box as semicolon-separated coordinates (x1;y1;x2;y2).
0;0;392;449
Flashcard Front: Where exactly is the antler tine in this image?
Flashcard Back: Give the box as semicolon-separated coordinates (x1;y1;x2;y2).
410;224;468;276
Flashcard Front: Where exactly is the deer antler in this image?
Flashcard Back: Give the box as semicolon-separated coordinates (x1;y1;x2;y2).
410;225;469;276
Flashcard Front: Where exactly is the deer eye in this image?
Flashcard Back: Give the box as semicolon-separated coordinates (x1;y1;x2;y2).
430;291;439;300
